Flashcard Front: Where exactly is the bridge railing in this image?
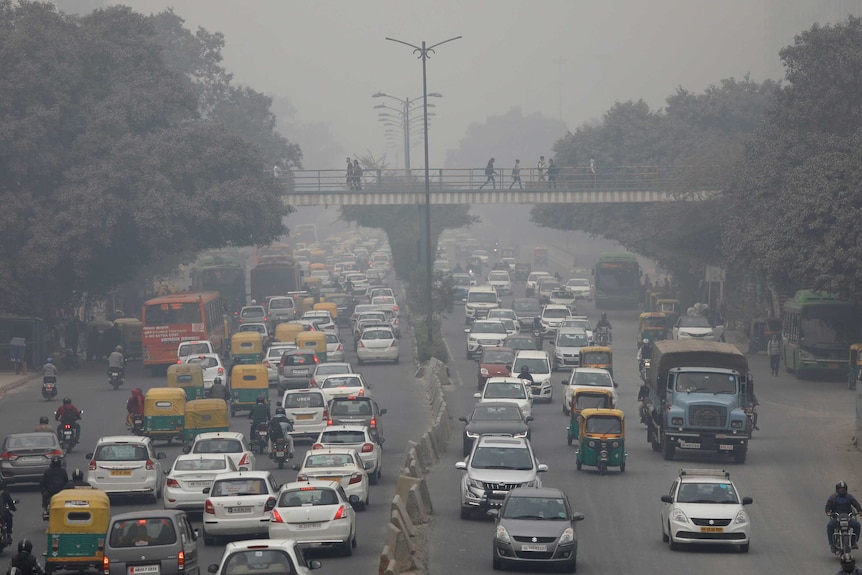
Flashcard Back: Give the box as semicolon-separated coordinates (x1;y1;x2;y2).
281;166;694;194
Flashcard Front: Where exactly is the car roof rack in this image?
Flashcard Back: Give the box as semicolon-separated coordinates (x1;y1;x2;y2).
679;468;730;479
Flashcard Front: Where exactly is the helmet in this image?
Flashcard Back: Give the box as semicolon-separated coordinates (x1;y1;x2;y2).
115;346;123;353
213;377;222;385
837;481;849;493
256;395;265;404
46;358;53;364
18;539;33;554
72;468;84;481
40;416;49;424
643;338;651;345
275;407;286;416
50;455;62;468
601;313;607;320
63;397;71;405
841;554;856;571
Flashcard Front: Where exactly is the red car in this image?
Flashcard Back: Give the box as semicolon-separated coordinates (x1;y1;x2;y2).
476;347;515;390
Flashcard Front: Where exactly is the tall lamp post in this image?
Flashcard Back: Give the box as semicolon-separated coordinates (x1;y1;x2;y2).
372;93;440;170
385;35;461;345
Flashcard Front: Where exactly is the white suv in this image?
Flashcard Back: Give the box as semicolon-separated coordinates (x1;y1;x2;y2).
540;304;573;338
86;436;166;501
464;286;500;324
486;271;513;295
661;468;753;552
465;320;508;360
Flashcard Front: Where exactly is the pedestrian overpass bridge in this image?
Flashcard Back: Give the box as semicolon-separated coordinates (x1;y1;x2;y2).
278;166;720;206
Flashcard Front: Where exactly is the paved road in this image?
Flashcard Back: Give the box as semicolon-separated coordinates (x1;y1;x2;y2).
0;312;427;574
427;235;862;573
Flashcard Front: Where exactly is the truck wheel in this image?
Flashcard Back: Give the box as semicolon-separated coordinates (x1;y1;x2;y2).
662;437;675;461
648;420;661;452
733;447;747;464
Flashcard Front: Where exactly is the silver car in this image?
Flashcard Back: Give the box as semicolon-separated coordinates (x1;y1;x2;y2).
0;432;64;485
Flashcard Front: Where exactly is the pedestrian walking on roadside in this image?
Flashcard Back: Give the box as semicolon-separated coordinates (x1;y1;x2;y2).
352;159;363;191
767;333;781;376
345;157;354;190
537;156;546;183
479;158;496;190
509;159;523;189
547;158;560;189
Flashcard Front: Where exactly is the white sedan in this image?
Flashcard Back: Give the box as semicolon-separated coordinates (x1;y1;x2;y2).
356;326;399;364
268;481;358;557
163;454;237;511
185;353;226;390
209;540;322;575
294;447;370;510
202;471;280;545
318;373;371;403
313;425;383;485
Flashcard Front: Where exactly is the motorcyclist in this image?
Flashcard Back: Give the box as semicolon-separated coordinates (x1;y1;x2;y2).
125;388;144;428
41;359;58;379
54;398;82;442
107;346;125;381
34;417;53;433
595;313;612;341
827;481;862;551
518;365;534;384
9;539;45;575
248;395;270;447
63;469;91;490
267;407;295;459
39;457;68;512
207;377;229;402
637;338;654;372
0;480;16;538
838;553;862;574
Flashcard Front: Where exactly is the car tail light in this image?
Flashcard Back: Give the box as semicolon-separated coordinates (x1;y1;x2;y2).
361;443;374;453
176;359;182;364
393;306;399;312
336;344;343;351
177;550;185;573
309;378;317;387
166;478;180;488
322;407;329;419
102;555;110;575
204;499;214;514
369;417;377;429
271;508;284;523
0;452;16;461
238;453;250;467
389;340;397;348
333;505;348;520
264;497;276;512
88;459;97;471
146;459;154;470
44;449;64;459
358;341;365;348
217;367;224;375
326;418;333;426
263;360;271;368
297;473;308;481
348;473;362;485
312;443;323;450
313;355;319;364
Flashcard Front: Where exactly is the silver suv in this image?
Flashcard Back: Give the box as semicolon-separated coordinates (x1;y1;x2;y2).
455;436;548;519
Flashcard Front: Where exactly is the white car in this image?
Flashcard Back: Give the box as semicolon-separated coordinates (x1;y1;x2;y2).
163;453;237;510
268;482;358;557
209;539;322;575
238;322;269;343
318;373;371;403
185;353;226;390
488;308;519;325
464;286;500;324
265;344;296;384
560;317;593;343
267;296;299;326
560;367;617;413
500;257;517;272
310;362;354;387
465;320;509;360
202;471;281;545
548;288;577;311
673;315;716;340
325;332;345;363
487;271;513;295
371;295;400;316
313;425;383;485
281;388;329;440
499;318;520;337
294;447;370;510
177;340;215;362
526;271;552;296
512;350;553;402
540;304;573;338
661;468;753;552
85;436;166;501
565;278;592;300
301;311;336;333
184;432;255;471
356;326;399;364
474;377;532;419
552;328;590;371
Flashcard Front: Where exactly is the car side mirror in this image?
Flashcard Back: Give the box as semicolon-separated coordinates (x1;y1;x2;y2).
192;529;199;541
571;512;585;522
378;437;385;445
560;380;568;385
163;470;169;475
525;416;534;423
473;392;481;399
486;509;499;518
156;452;167;460
208;565;219;573
85;452;94;459
537;464;549;473
660;495;673;503
291;464;301;471
455;461;467;470
380;408;387;415
742;496;753;505
202;487;210;494
464;328;470;333
459;416;468;423
348;494;361;505
182;446;191;454
363;461;375;470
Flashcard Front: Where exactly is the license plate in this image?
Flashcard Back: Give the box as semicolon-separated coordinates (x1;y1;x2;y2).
258;431;268;436
297;522;322;529
19;456;43;463
719;444;734;451
187;481;211;488
296;413;314;420
679;442;700;449
110;469;133;477
700;526;723;533
228;506;252;513
317;476;341;482
521;544;548;552
293;369;309;375
130;566;159;574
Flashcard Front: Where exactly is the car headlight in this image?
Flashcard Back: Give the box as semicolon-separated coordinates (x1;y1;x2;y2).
495;525;511;543
467;478;485;490
670;508;688;523
671;417;683;426
730;420;744;429
734;509;749;524
559;527;574;544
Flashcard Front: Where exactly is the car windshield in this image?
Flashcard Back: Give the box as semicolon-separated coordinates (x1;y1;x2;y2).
539;281;562;292
325;334;339;344
174;458;228;471
193;439;243;454
552;290;574;298
321;376;362;389
502;496;568;520
489;273;509;281
373;297;396;305
358;313;386;323
283;393;325;408
329;400;373;416
179;343;211;356
223;550;296;575
572;372;612;387
471;446;533;470
211;478;268;496
468;292;498;303
362;329;393;340
513;357;550;374
268;299;294;310
472;322;506;334
557;333;588;347
6;434;57;449
187;357;218;368
268;348;291;359
241;308;265;319
528;274;549;282
319;430;366;444
582;351;611;364
575;393;611;410
562;320;591;330
305;454;354;468
585;416;622;434
472;405;521;421
109;518;177;548
484;382;527;399
453;275;472;286
278;488;339;508
568;279;590;287
506;338;536;351
283;354;314;366
543;308;569;318
679;316;712;328
482;350;515;364
677;482;740;504
95;444;148;461
675;373;737;394
239;325;265;334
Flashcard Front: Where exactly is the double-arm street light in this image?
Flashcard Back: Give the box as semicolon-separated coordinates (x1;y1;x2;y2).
372;92;441;170
385;35;461;344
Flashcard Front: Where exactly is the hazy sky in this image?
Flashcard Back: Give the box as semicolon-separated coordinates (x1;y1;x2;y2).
105;1;857;169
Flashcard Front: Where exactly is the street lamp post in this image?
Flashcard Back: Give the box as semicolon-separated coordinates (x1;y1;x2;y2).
385;35;461;345
373;94;439;171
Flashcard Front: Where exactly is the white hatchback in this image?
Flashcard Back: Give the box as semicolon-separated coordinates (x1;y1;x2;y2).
268;481;358;557
184;353;226;390
86;436;166;501
313;425;383;485
184;432;255;471
560;367;617;413
202;471;280;545
474;377;532;419
356;326;399;364
209;540;322;575
163;453;237;510
294;447;370;510
512;350;554;402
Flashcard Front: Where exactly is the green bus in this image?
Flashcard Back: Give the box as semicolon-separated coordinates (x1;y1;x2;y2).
782;290;858;378
592;252;641;309
190;252;247;313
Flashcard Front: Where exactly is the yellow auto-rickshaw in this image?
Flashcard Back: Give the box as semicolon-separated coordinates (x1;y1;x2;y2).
231;332;264;364
275;322;305;344
638;312;667;346
575;408;626;474
566;387;615;444
310;262;326;274
166;363;205;400
183;398;230;444
143;388;186;444
314;301;338;322
850;344;862;389
45;489;110;575
579;346;613;379
296;331;327;363
229;364;269;416
114;318;143;360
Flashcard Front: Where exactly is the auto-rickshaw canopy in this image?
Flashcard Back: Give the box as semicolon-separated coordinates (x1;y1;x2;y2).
166;363;205;398
578;408;625;437
275;322;306;344
656;299;680;315
230;364;269;390
579;346;612;369
184;398;230;432
295;331;327;360
47;488;111;533
571;388;615;413
231;332;263;355
145;387;187;416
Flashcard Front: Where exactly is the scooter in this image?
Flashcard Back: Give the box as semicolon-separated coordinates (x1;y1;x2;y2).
59;423;78;452
128;412;144;436
41;376;58;400
108;367;124;390
254;422;269;454
831;511;859;556
271;438;291;469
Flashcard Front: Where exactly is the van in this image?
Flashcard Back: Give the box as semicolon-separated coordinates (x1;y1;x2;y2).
104;509;199;575
464;285;500;324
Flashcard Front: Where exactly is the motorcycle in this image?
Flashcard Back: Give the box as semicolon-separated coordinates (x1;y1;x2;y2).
42;376;58;400
271;437;291;469
57;409;82;452
254;422;269;454
595;326;611;346
128;412;144;436
0;499;19;549
831;512;859;556
639;358;652;383
108;367;124;390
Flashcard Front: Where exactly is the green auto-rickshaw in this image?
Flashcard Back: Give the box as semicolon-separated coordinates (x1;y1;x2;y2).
229;364;269;416
566;388;615;445
183;398;230;444
637;312;667;346
166;363;206;400
575;408;626;475
143;387;186;444
44;489;110;575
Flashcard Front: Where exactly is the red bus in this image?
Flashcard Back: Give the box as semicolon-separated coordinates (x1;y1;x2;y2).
142;292;226;371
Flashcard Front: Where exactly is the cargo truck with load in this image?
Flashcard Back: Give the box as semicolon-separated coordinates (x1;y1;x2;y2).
644;340;753;463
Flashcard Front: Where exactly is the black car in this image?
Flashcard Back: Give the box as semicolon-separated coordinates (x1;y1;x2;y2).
459;401;533;456
505;334;541;352
327;396;387;444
